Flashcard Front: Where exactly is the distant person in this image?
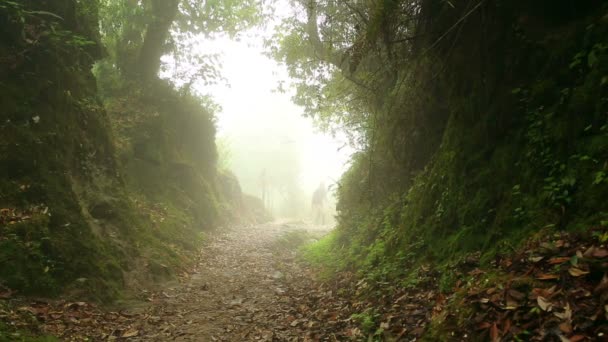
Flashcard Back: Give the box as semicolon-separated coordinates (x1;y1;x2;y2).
312;182;327;224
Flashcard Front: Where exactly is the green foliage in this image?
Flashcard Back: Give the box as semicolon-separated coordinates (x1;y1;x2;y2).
98;0;265;82
274;5;608;336
216;137;233;172
350;310;378;335
0;0;257;303
0;321;59;342
0;216;57;294
270;229;325;254
302;231;346;280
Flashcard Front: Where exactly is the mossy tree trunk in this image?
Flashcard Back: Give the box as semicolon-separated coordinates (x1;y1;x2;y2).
136;0;180;81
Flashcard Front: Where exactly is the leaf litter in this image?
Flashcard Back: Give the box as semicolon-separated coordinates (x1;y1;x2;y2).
2;224;608;341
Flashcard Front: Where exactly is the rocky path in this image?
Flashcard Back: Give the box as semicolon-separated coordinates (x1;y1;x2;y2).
1;222;342;341
5;221;412;342
133;222;330;341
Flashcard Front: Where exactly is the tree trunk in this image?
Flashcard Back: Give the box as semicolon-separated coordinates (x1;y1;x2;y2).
136;0;180;80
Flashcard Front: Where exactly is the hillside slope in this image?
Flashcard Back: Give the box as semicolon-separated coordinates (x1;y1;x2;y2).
277;0;608;339
0;0;260;302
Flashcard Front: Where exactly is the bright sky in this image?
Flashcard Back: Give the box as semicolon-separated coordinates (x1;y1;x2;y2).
180;7;353;198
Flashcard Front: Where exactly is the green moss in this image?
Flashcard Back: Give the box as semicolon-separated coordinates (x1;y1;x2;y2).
302;231;347;280
308;4;608;312
0;0;239;303
0;321;59;342
350;310;378;335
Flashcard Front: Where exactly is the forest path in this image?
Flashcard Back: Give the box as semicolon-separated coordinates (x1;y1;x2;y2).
125;221;331;341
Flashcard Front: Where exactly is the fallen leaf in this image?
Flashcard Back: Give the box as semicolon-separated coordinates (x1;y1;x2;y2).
569;336;585;342
568;267;589;277
583;246;596;258
121;329;139;338
592;248;608;258
0;289;12;299
508;289;525;301
558;321;572;334
554;303;572;321
536;273;560;280
530;256;544;263
477;322;492;330
570;255;579;266
532;286;556;298
537;296;553;311
490;322;499;341
66;302;86;310
502;318;512;334
594;273;608;294
548;257;570;264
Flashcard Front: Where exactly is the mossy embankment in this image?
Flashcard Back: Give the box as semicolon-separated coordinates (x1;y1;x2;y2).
306;1;608;337
0;0;262;303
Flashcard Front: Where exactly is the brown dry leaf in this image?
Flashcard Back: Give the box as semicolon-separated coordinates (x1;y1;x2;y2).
532;285;556;298
554;303;572;321
594;273;608;294
537;296;553;311
0;288;12;299
505;299;518;310
592;248;608;258
477;322;492;330
558;321;572;334
121;329;139;338
583;246;596;258
569;335;586;342
568;267;589;277
508;289;525;301
65;302;86;310
536;273;560;280
469;268;484;276
489;322;499;341
502;318;511;335
17;306;36;315
548;257;571;265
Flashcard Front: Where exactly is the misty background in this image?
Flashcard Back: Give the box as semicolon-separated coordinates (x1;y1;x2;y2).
161;12;352;221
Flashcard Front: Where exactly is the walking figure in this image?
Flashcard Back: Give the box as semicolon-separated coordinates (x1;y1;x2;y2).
312;182;327;224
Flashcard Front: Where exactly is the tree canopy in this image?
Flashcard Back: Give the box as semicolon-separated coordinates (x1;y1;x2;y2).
99;0;266;81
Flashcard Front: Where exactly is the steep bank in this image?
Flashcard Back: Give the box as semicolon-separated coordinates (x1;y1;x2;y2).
0;0;262;303
273;0;608;338
332;1;608;278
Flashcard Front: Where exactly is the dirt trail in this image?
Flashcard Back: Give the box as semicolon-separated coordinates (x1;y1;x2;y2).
127;221;330;341
3;222;359;341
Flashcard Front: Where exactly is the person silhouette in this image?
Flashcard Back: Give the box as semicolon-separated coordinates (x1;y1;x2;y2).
311;182;327;224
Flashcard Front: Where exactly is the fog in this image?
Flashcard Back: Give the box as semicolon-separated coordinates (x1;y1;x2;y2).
162;10;352;221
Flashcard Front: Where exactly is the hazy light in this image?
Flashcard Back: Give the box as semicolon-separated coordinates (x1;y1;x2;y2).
164;1;353;216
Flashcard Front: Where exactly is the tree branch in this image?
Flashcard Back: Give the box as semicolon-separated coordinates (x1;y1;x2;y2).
303;0;371;90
